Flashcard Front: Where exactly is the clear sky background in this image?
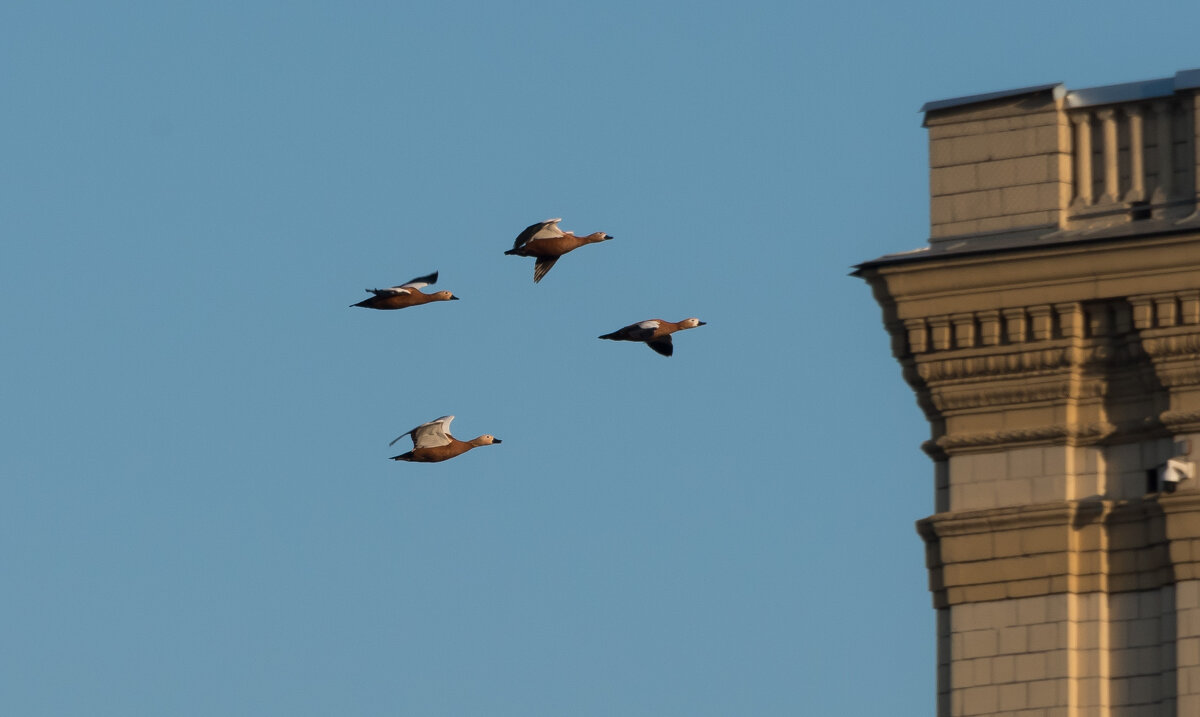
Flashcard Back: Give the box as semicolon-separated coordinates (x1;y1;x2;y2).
3;1;1200;715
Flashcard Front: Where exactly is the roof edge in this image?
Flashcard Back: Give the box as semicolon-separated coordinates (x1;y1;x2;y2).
920;83;1063;114
1065;76;1176;108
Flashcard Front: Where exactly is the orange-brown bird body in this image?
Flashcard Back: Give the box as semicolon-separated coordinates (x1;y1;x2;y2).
598;318;706;357
504;218;612;282
389;415;501;463
351;271;459;310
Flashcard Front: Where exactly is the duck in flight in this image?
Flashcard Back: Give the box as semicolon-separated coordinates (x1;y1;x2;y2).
351;271;459;310
598;318;706;357
389;415;502;463
504;218;613;283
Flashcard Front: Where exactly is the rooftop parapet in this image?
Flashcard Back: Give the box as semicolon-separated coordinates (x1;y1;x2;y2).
923;70;1200;243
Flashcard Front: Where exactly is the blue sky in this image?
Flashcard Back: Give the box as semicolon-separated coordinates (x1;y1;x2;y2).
3;1;1200;715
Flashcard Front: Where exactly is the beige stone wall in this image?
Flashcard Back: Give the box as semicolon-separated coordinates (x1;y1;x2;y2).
937;588;1188;716
939;595;1072;715
942;437;1199;514
1073;588;1179;716
924;81;1199;241
945;446;1087;512
926;93;1072;239
1177;580;1200;714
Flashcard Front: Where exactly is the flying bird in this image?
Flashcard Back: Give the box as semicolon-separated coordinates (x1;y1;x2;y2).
351;271;459;310
389;415;502;463
598;318;706;357
504;218;613;283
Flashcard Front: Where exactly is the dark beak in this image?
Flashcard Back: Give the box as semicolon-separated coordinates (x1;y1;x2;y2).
450;296;461;300
699;321;707;326
493;438;503;444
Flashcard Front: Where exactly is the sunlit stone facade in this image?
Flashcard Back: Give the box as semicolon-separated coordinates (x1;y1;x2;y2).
859;71;1200;717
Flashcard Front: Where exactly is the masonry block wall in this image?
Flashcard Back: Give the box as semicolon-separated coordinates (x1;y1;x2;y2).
927;89;1072;239
859;71;1200;717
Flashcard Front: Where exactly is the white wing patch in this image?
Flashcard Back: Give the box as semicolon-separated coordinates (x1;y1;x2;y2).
530;223;565;240
411;415;454;448
636;320;661;331
391;415;454;448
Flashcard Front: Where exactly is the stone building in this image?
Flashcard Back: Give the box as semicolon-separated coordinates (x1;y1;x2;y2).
856;71;1200;716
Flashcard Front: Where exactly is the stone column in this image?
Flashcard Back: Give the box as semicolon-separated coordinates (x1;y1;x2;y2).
1154;101;1176;203
1127;106;1146;203
1098;109;1120;204
1073;113;1094;208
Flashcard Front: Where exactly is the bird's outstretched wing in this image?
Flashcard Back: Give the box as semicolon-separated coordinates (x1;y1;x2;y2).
370;271;438;295
628;320;661;340
511;218;563;250
399;271;438;289
532;257;559;283
390;415;455;448
647;336;674;356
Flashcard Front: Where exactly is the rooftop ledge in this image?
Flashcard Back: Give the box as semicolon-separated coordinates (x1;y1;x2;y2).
853;212;1200;274
868;68;1200;266
921;69;1200;115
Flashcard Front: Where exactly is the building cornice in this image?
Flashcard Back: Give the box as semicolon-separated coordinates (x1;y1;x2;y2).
917;493;1200;607
862;233;1200;456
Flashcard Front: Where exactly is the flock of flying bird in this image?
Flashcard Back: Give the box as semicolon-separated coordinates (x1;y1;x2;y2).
352;218;707;464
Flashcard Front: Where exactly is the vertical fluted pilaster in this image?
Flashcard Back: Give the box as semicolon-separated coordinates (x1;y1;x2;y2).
1154;101;1175;202
1098;109;1119;204
1072;113;1094;207
1127;106;1146;202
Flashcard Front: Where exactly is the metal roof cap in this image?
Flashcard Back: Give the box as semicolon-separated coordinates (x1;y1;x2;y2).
1175;68;1200;90
1065;77;1176;108
920;83;1063;114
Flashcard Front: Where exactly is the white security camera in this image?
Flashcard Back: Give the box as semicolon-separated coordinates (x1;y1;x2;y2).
1159;458;1196;485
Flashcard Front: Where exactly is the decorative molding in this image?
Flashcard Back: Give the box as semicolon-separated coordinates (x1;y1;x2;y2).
1158;366;1200;389
916;347;1074;381
918;493;1200;607
864;228;1200;457
1143;332;1200;359
904;294;1200;359
932;422;1115;451
907;331;1198;387
917;501;1077;539
932;384;1077;412
1162;409;1200;431
895;300;1200;454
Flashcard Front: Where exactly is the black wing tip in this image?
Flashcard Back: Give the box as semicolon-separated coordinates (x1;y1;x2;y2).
532;258;557;283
